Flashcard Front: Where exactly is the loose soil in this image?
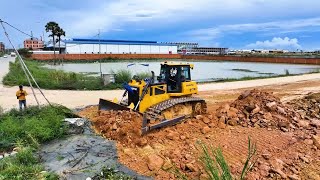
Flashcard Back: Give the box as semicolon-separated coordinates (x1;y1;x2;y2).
79;81;320;180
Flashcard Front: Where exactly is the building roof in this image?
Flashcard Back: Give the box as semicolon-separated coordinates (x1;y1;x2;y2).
63;38;177;46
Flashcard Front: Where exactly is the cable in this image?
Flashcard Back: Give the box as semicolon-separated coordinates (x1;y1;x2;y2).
0;19;33;38
1;19;52;107
0;20;40;108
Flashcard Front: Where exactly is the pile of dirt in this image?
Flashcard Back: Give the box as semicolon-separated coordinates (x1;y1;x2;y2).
91;110;143;146
288;93;320;126
216;89;301;130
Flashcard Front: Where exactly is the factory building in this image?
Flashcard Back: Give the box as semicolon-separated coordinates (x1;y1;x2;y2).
161;42;198;54
186;47;228;55
64;39;178;54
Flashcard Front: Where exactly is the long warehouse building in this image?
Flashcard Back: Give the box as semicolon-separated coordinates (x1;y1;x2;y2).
64;39;178;54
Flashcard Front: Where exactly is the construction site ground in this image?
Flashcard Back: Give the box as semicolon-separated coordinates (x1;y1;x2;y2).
78;79;320;180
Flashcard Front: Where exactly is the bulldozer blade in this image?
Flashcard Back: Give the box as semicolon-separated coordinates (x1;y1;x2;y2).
141;114;186;135
99;98;131;111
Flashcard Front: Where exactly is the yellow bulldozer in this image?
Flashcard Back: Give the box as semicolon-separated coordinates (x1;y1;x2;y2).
99;61;207;134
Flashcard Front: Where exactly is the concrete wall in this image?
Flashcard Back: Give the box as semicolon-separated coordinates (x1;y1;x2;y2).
31;54;320;65
31;53;181;60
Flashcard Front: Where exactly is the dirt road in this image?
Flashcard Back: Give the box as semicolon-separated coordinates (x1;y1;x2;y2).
1;57;320;111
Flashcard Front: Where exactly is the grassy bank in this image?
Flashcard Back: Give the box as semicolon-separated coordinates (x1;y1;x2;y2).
0;105;71;151
2;60;127;90
0;105;72;180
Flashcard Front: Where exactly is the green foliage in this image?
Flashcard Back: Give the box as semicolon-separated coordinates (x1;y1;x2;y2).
17;48;32;58
113;69;132;84
240;137;257;179
0;105;69;151
92;167;132;180
199;143;232;180
135;72;152;80
0;146;59;180
198;137;257;180
2;59;123;90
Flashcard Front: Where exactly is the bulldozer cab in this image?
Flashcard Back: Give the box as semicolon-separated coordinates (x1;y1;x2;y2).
158;63;192;93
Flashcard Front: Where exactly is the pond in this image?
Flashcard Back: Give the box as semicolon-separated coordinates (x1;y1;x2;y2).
45;60;320;82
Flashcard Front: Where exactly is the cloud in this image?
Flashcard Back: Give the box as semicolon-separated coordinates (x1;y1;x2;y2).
187;17;320;42
53;0;320;37
246;37;301;50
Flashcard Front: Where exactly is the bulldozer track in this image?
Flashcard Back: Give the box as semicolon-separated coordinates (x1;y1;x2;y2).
144;96;207;121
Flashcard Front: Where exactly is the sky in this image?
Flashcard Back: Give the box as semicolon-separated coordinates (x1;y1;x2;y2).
1;0;320;51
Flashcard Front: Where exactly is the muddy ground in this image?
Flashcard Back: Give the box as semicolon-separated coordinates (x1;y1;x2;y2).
79;80;320;180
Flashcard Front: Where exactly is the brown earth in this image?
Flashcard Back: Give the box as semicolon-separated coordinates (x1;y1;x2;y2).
78;80;320;180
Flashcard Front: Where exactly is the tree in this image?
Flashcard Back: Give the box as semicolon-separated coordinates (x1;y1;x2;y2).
18;48;33;58
45;22;59;56
56;27;65;54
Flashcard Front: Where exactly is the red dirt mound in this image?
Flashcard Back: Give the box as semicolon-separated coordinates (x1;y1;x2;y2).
216;89;301;130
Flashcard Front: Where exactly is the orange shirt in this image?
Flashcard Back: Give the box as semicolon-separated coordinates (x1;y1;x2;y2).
16;90;28;100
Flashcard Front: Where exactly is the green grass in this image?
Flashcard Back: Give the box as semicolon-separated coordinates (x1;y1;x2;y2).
173;137;257;180
231;69;259;73
0;146;59;180
2;59;122;90
0;105;72;180
0;105;70;151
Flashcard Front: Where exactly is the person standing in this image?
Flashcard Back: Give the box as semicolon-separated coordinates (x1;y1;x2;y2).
16;85;28;110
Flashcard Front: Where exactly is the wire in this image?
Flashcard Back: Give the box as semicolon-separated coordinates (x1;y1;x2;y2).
0;19;33;38
0;19;52;107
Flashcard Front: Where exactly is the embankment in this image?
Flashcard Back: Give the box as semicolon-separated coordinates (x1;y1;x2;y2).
31;54;320;65
182;55;320;65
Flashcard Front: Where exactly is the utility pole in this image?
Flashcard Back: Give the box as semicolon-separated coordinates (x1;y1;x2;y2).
98;29;102;77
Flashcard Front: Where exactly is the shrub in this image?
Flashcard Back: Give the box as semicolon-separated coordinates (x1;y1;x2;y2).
0;105;69;151
113;69;132;84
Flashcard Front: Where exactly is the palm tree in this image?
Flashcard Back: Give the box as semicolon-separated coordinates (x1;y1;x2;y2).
56;27;65;54
45;22;59;56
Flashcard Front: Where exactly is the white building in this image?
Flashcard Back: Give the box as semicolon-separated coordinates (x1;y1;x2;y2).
63;39;178;54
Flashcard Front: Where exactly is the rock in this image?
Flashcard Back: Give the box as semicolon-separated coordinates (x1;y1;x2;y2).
196;115;204;120
238;90;251;100
123;148;135;156
270;168;287;179
227;108;238;118
245;104;256;113
304;139;314;145
137;139;148;147
262;153;271;160
227;119;238;126
201;126;211;134
278;121;290;128
251;105;261;115
220;104;230;113
202;117;211;124
166;132;179;140
162;158;173;170
280;127;289;132
271;158;285;170
312;135;320;149
112;123;118;130
180;135;186;140
263;112;273;120
208;114;213;120
310;119;320;127
185;163;197;172
277;106;286;114
297;120;309;128
258;163;270;177
298;154;309;163
266;102;277;109
218;122;226;129
289;174;300;180
184;154;193;160
147;154;164;171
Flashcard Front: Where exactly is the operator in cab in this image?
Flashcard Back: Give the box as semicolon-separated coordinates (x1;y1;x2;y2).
16;85;28;110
